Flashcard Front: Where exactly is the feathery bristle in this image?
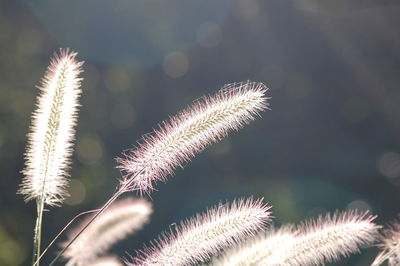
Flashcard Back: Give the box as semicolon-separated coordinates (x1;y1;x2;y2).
63;197;152;266
212;226;296;266
117;81;269;194
128;198;271;266
88;256;123;266
264;211;378;266
19;49;83;206
286;211;379;265
212;211;378;266
373;217;400;266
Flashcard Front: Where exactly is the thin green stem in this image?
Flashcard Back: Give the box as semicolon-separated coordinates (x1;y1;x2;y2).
32;198;44;266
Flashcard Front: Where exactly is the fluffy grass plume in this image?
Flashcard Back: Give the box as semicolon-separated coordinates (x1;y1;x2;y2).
117;81;269;194
62;197;152;266
372;217;400;266
88;256;123;266
212;211;378;266
281;211;379;266
128;198;271;266
19;49;83;206
212;226;296;266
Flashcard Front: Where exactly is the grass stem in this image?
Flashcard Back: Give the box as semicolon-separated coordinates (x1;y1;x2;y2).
32;198;44;266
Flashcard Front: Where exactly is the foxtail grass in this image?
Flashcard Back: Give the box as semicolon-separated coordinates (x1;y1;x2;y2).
62;197;152;266
117;81;269;194
87;256;123;266
128;198;271;266
211;226;296;266
47;81;268;265
212;211;379;266
18;49;83;265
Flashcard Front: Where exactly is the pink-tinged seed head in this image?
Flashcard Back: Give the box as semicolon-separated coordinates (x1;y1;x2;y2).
62;197;152;266
259;211;379;266
19;49;83;206
127;197;271;266
212;211;379;266
212;226;296;266
87;256;123;266
117;81;269;194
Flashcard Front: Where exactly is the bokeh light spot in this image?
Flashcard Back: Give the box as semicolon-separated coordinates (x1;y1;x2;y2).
163;52;189;78
377;151;400;179
235;0;261;21
346;199;371;212
263;181;299;222
77;134;104;165
0;239;26;265
104;67;133;92
65;179;87;205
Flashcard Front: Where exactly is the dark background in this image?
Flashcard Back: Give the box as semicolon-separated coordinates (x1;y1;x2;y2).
1;0;400;265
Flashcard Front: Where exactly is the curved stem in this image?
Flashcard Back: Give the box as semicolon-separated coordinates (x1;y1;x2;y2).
47;167;147;266
37;167;146;266
48;189;123;266
32;208;101;266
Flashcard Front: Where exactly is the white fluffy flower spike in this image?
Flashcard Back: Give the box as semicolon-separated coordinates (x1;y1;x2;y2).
117;81;269;194
212;226;296;266
88;256;123;266
63;197;152;266
212;211;379;266
284;211;379;266
128;198;271;266
19;49;83;206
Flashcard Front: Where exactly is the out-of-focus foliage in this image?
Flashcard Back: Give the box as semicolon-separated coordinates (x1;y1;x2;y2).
1;0;400;265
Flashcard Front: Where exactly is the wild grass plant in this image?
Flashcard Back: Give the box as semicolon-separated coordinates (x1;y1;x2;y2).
19;50;399;265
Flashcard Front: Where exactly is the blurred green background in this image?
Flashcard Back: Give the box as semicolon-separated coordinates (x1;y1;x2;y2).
1;0;400;265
